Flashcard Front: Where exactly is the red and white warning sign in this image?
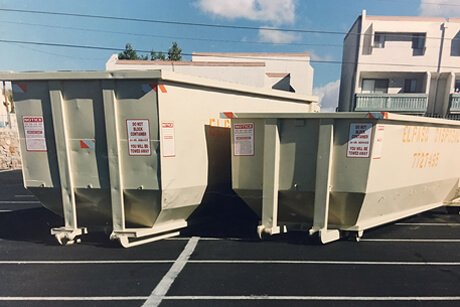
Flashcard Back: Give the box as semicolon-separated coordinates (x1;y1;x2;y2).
127;119;151;156
161;122;175;157
23;116;47;152
347;123;372;158
233;123;254;156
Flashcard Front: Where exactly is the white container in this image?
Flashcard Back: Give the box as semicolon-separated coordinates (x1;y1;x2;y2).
229;112;460;243
3;70;318;247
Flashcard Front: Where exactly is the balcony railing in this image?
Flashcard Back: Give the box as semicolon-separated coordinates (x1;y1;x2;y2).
355;93;428;113
449;94;460;113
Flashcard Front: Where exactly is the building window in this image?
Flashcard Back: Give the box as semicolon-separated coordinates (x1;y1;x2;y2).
411;34;425;49
455;80;460;93
362;79;389;94
373;33;385;48
451;31;460;56
412;33;426;56
404;79;418;93
372;32;425;55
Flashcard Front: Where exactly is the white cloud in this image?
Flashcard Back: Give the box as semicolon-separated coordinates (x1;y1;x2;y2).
309;51;334;62
313;80;340;112
195;0;296;25
258;28;299;43
419;0;460;17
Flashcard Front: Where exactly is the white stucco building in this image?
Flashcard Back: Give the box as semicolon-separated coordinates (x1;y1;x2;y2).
106;52;314;96
338;10;460;117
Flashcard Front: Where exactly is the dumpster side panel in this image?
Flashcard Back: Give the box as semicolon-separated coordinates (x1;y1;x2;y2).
13;79;162;227
13;81;62;215
111;79;161;227
13;81;60;189
114;80;160;190
350;121;460;230
57;80;109;190
366;122;460;191
231;119;266;215
232;118;374;225
331;120;373;193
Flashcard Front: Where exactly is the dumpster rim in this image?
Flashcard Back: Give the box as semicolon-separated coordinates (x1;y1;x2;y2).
223;112;460;126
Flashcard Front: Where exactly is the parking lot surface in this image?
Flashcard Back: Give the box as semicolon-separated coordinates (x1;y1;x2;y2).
0;169;459;307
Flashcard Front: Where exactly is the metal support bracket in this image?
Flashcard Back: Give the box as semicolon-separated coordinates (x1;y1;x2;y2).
102;81;127;233
49;81;86;245
309;119;340;244
258;119;283;238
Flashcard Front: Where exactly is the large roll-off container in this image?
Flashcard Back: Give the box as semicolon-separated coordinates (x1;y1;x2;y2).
3;70;318;247
229;112;460;243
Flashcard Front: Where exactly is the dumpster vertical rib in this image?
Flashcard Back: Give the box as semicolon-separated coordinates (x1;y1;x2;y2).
258;118;282;237
48;81;87;245
101;81;126;233
309;119;340;244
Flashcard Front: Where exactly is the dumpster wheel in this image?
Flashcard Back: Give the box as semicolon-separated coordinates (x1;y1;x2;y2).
51;227;88;246
354;230;364;242
343;230;364;242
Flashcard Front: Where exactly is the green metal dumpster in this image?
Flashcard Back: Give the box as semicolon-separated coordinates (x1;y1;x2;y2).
228;112;460;243
3;70;318;247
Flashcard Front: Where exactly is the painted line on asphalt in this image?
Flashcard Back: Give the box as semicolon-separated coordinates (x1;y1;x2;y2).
0;259;458;266
360;238;460;243
0;297;148;301
163;296;460;301
0;210;12;213
1;296;459;302
167;237;245;241
187;260;460;266
395;222;460;227
0;201;41;204
142;236;200;307
0;260;174;264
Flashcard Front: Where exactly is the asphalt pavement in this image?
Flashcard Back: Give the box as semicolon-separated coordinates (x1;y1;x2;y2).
0;169;459;307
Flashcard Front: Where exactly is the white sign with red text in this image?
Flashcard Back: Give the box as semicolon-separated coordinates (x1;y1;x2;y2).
233;123;255;156
23;116;47;152
161;122;175;157
127;119;151;156
347;123;372;158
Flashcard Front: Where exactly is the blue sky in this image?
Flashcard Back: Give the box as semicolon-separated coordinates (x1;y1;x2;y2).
0;0;458;110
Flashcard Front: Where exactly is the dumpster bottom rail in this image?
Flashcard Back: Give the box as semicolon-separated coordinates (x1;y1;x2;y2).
110;220;188;248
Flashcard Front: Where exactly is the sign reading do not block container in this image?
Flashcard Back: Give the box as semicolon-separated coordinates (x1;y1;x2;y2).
347;123;372;158
127;119;151;156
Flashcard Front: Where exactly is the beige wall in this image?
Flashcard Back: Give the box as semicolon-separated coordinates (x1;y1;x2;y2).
192;53;314;95
106;52;314;96
106;55;266;88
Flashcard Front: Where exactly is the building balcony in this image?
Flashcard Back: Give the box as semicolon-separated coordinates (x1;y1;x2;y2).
449;94;460;113
355;93;428;113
